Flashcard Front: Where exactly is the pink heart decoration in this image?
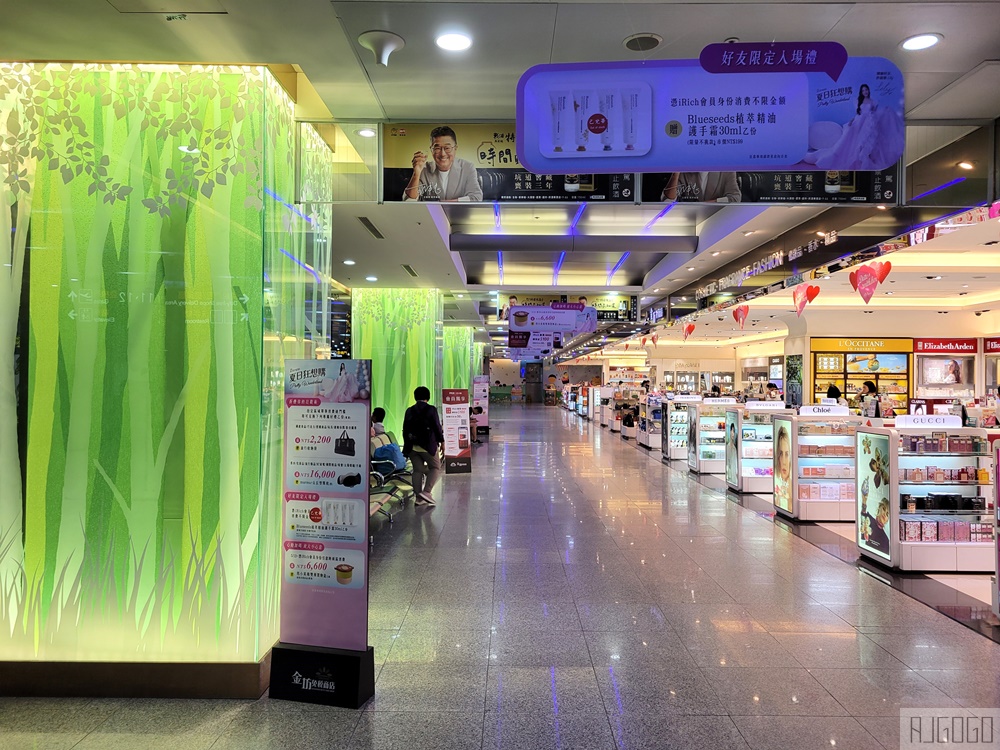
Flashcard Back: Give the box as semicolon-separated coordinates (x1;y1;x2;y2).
849;271;859;291
733;305;750;330
641;337;648;348
651;334;659;347
792;286;810;317
855;264;879;304
683;323;696;341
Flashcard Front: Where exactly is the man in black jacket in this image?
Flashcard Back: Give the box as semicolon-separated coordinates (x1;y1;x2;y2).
402;386;445;506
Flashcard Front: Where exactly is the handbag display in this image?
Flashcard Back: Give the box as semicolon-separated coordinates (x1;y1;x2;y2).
334;429;356;456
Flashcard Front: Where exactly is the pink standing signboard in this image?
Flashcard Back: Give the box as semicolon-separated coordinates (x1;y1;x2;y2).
281;359;371;652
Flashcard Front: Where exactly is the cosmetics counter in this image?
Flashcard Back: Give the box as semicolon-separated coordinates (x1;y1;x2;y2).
856;420;995;572
577;386;590;418
661;396;701;463
637;395;663;450
687;398;736;475
772;409;864;521
725;403;788;494
588;387;604;422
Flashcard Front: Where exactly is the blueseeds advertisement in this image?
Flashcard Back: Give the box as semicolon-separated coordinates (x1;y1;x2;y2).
517;53;904;174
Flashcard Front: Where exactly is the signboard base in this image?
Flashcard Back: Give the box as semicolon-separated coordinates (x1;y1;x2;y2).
269;642;375;709
445;457;472;474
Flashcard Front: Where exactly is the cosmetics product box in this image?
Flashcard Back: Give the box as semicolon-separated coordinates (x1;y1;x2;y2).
921;521;938;542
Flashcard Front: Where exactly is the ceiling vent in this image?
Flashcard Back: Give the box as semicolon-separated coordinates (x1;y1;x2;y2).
401;264;419;278
357;216;385;239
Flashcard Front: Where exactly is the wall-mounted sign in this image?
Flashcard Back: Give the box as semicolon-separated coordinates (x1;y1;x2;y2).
811;338;913;354
517;53;904;174
282;360;371;652
383;123;634;202
695;250;785;299
913;338;979;354
986;338;1000;354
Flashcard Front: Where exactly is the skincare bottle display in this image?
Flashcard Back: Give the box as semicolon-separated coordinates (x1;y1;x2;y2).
549;91;569;152
824;171;841;194
572;90;593;151
563;174;580;192
620;89;640;151
597;89;617;151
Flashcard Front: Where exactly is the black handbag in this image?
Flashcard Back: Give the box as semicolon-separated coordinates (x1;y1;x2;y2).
334;430;355;456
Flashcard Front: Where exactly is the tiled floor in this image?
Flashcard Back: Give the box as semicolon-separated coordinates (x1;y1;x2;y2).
4;405;1000;749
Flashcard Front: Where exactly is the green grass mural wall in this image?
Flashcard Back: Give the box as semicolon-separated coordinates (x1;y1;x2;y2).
351;288;443;438
0;63;321;662
442;326;473;392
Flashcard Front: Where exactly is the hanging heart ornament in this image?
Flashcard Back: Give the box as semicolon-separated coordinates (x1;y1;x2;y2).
683;323;696;341
855;264;879;304
733;304;750;330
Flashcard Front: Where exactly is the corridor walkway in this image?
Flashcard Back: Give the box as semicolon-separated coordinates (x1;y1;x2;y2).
4;405;1000;749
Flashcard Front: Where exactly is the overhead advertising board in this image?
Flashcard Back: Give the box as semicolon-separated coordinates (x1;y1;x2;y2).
639;167;898;204
382;122;635;202
517;46;904;174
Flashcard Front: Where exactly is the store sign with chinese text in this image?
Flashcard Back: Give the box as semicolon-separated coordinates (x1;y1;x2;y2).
517;45;904;174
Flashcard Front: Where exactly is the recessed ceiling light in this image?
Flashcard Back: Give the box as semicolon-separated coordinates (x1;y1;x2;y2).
901;33;942;51
885;291;894;295
356;128;377;138
456;294;464;298
742;230;754;237
934;276;942;280
711;251;720;256
876;205;887;210
365;275;378;282
686;266;696;271
816;231;826;237
343;259;356;266
436;33;472;51
957;161;975;170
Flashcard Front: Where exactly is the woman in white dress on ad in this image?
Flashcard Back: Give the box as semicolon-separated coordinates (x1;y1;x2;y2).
804;83;904;171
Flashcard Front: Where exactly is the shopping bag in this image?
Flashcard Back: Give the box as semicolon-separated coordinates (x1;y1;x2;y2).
334;429;356;456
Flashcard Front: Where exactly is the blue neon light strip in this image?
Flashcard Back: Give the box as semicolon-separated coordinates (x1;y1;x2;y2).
910;177;966;202
280;248;321;285
607;251;630;285
494;201;502;229
497;250;504;285
553;250;566;285
644;202;676;231
264;187;313;223
569;204;587;235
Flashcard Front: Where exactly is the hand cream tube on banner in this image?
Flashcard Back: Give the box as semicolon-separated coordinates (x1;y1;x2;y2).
549;90;569;152
621;89;640;151
597;88;617;151
572;90;593;152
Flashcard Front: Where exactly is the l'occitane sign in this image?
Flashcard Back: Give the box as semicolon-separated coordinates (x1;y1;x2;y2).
810;338;913;353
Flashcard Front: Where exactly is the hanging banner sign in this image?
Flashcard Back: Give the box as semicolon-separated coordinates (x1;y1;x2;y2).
281;359;371;652
442;389;472;473
913;338;979;354
516;52;904;174
508;330;557;353
508;306;579;332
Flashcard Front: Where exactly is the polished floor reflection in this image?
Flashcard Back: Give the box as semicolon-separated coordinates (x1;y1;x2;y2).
4;405;1000;749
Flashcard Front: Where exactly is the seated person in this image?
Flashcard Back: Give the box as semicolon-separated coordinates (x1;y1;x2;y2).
372;407;387;436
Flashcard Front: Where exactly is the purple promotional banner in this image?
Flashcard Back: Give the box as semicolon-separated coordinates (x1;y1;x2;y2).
516;54;904;174
282;359;371;652
699;42;849;80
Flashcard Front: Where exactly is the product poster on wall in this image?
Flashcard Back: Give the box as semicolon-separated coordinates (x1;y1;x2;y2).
442;388;472;473
282;359;371;652
773;417;794;513
785;355;804;407
856;430;892;562
725;411;740;486
473;376;490;435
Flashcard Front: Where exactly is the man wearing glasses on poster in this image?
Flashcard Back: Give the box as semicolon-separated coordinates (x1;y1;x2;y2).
403;125;483;202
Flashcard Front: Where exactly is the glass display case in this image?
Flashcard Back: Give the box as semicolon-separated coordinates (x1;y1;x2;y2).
662;396;701;463
637;395;663;451
675;371;698;394
712;372;736;394
772;411;863;521
577;386;589;417
855;423;995;571
725;404;786;494
687;399;735;475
